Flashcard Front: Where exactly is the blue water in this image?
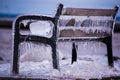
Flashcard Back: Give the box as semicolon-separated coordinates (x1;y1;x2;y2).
116;16;120;21
0;13;19;18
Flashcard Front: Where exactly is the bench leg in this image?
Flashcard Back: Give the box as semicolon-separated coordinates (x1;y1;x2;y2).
102;36;114;67
51;43;59;69
12;35;19;75
71;42;77;64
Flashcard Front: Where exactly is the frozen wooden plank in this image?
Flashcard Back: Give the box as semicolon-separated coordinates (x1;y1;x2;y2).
62;7;118;17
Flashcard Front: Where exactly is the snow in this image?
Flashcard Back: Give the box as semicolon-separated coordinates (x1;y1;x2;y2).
59;57;120;79
19;60;53;77
0;41;120;79
1;56;120;79
0;63;10;76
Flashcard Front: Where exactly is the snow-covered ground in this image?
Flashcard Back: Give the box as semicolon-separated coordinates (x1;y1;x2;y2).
0;28;120;79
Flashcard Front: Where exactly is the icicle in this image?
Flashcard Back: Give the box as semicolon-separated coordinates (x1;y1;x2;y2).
83;41;88;50
19;42;52;62
60;16;113;35
93;41;97;54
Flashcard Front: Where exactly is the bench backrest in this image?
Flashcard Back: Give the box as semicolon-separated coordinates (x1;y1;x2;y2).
62;7;118;17
58;6;119;38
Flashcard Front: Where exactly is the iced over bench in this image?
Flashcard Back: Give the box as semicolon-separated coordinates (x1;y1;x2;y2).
58;5;119;66
12;3;118;76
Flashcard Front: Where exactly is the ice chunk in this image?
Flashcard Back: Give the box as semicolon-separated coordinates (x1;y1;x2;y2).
59;16;113;35
30;21;54;38
19;42;52;62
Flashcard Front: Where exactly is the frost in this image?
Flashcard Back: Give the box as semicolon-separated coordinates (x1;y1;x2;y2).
59;16;113;35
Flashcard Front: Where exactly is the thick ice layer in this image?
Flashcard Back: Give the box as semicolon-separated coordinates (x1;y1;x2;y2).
19;42;52;62
59;26;112;34
59;16;113;22
21;20;54;38
57;41;107;60
30;21;54;38
19;41;107;62
58;16;113;35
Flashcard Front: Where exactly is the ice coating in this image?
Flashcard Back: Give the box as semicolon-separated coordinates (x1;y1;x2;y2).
59;27;112;34
59;16;113;21
59;16;113;35
0;14;118;79
19;42;52;62
20;20;54;38
30;21;54;38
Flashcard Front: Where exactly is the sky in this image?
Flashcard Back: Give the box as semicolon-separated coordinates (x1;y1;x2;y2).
0;0;120;17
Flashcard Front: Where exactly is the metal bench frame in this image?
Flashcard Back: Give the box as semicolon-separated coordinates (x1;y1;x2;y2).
12;4;63;75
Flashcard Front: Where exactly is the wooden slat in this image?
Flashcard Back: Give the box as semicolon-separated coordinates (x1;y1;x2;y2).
58;37;104;42
62;7;117;17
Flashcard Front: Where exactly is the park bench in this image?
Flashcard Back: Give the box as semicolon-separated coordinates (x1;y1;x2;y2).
11;3;119;77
